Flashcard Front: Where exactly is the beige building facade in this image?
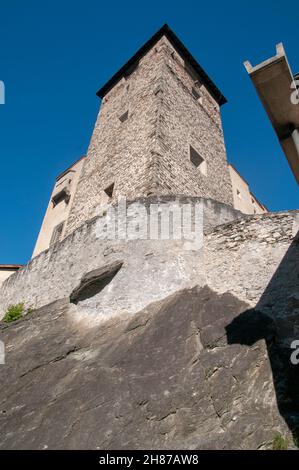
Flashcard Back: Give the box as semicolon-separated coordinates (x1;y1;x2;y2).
229;163;267;214
32;156;85;258
0;265;23;287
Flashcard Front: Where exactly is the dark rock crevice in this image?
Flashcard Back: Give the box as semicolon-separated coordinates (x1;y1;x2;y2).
70;260;123;304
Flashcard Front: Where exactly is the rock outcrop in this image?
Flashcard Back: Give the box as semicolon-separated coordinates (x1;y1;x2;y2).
0;209;298;449
0;286;290;450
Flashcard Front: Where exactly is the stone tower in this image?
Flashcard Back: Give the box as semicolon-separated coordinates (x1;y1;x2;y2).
65;24;234;236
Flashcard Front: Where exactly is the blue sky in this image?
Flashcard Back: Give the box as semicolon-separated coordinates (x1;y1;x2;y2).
0;0;298;264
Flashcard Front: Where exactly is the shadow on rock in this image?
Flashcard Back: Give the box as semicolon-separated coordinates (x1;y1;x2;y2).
227;231;299;443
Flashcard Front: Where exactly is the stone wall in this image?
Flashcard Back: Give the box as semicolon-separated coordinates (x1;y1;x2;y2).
65;39;163;236
205;210;299;309
151;37;233;206
65;35;233;237
0;197;241;318
1;197;298;322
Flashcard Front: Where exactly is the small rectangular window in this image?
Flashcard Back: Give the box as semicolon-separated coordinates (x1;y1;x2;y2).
190;146;207;175
192;87;200;100
104;183;114;199
190;146;202;166
50;222;64;246
124;61;139;79
185;61;198;81
119;111;128;123
52;188;70;206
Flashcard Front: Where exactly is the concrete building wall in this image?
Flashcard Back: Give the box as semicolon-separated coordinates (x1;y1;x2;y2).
244;44;299;184
229;163;267;214
32;157;85;258
65;35;234;237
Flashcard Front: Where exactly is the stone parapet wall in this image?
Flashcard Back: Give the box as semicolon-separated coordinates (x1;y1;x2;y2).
0;197;297;322
0;197;241;318
205;211;299;310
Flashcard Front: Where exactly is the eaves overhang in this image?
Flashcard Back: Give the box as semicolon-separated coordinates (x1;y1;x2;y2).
244;43;299;184
96;24;227;106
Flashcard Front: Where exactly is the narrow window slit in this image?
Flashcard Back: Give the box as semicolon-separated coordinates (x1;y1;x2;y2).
104;183;114;198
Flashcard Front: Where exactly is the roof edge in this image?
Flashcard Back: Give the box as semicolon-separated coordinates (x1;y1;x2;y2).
228;162;249;187
96;24;227;106
0;264;24;270
56;155;86;182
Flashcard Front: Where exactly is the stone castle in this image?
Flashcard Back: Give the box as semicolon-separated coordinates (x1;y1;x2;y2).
31;24;265;258
0;25;298;450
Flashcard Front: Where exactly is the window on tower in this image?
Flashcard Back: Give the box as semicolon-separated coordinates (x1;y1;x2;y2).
185;61;198;81
124;61;139;79
189;145;207;175
192;87;200;100
50;222;64;246
119;111;129;123
104;183;115;199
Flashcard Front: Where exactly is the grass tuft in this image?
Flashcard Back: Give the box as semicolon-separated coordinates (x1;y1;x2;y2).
272;433;288;450
3;303;25;323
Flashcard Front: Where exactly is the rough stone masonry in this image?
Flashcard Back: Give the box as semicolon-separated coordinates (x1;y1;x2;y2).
0;25;299;449
65;27;233;237
0;204;297;321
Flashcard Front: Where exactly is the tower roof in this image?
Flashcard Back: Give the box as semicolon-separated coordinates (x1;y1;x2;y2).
96;24;227;106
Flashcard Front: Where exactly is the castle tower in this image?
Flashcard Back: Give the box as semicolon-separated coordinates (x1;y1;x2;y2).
65;24;234;236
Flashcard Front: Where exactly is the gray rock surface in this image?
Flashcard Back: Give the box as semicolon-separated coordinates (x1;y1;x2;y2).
0;286;289;450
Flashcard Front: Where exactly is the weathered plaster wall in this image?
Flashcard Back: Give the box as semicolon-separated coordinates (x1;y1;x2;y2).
32;157;85;258
228;164;266;215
